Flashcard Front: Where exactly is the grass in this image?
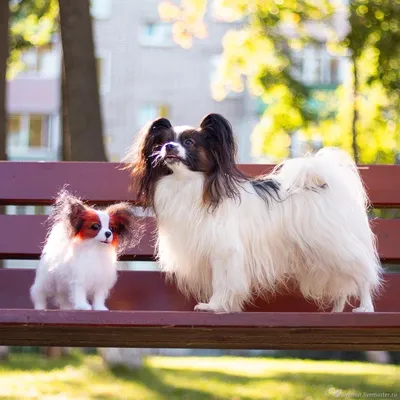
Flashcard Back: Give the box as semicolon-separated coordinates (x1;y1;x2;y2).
0;352;399;399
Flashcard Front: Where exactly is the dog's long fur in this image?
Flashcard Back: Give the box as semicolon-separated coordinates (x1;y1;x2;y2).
30;189;139;311
127;113;382;313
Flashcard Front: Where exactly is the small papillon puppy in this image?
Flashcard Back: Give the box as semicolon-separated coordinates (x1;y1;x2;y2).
127;113;382;313
30;189;138;311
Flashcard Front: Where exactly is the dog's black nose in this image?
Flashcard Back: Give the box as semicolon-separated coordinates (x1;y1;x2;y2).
105;231;112;238
165;143;176;152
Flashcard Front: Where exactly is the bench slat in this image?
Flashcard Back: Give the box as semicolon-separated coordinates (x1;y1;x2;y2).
1;269;399;312
2;162;400;207
0;310;399;350
2;215;155;261
2;215;399;261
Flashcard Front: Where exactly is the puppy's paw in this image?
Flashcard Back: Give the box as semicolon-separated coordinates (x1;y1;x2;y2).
352;306;374;313
93;304;109;311
74;303;92;311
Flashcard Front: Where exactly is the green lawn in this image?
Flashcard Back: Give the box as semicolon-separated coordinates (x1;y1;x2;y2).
0;352;398;399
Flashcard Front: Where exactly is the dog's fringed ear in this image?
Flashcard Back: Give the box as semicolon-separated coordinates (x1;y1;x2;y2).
50;188;87;237
199;113;237;162
125;118;173;208
106;203;142;256
150;117;172;132
199;114;244;210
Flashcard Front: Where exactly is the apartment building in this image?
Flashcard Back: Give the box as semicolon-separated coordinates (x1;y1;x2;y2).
6;0;350;164
92;0;258;163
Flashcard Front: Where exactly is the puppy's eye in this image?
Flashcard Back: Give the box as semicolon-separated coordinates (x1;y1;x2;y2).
91;223;100;231
184;138;195;147
110;226;116;233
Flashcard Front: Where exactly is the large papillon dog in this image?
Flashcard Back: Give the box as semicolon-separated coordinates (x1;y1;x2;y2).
127;113;382;313
31;189;139;311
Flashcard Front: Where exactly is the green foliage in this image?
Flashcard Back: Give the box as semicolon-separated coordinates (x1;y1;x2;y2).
161;1;332;161
347;0;400;98
162;0;400;163
8;0;58;78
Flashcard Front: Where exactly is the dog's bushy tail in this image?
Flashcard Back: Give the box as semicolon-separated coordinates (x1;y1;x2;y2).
275;147;382;297
276;147;368;209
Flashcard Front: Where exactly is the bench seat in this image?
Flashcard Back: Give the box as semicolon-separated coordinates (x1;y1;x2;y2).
0;269;399;350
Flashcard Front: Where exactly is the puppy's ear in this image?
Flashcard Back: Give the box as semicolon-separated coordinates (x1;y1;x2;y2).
125;118;173;208
51;189;87;237
106;203;142;255
198;114;244;210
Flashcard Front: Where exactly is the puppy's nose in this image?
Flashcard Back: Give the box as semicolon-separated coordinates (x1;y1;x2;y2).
165;143;177;152
105;231;112;238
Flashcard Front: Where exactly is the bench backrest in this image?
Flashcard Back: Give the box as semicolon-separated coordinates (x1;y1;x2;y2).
2;162;400;262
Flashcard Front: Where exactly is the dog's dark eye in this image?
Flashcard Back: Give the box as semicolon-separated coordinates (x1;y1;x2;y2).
184;138;195;147
91;223;100;231
110;226;115;233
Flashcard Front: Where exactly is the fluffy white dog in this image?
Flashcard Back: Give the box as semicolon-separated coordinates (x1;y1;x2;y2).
30;189;138;311
127;113;382;313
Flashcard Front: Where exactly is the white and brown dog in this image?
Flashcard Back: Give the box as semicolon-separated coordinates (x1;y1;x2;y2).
30;189;139;311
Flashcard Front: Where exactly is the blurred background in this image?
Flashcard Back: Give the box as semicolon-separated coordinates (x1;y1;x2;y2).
0;0;400;398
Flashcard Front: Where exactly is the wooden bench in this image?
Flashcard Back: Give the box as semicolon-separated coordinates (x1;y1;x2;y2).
1;161;400;350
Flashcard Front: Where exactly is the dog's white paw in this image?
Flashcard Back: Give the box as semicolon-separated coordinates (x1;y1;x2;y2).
194;303;226;312
352;306;373;313
74;303;92;311
93;304;108;311
194;303;215;312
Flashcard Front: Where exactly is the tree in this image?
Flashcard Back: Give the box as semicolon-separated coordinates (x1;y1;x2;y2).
8;0;58;78
59;0;107;161
8;0;107;161
0;0;8;162
160;0;399;164
345;0;400;163
0;0;9;361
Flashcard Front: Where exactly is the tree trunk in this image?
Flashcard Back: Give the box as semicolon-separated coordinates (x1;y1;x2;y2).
0;0;9;360
61;57;71;161
0;0;8;162
59;0;107;161
351;58;359;164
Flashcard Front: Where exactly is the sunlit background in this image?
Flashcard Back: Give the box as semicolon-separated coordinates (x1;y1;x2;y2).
1;0;400;398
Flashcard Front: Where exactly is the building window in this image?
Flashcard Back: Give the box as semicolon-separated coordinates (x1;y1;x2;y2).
20;44;54;75
139;22;172;46
291;44;345;86
7;114;50;151
138;104;169;128
91;0;112;20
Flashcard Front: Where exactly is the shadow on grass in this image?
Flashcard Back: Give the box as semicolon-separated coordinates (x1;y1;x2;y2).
0;352;83;372
109;363;400;400
109;364;212;400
